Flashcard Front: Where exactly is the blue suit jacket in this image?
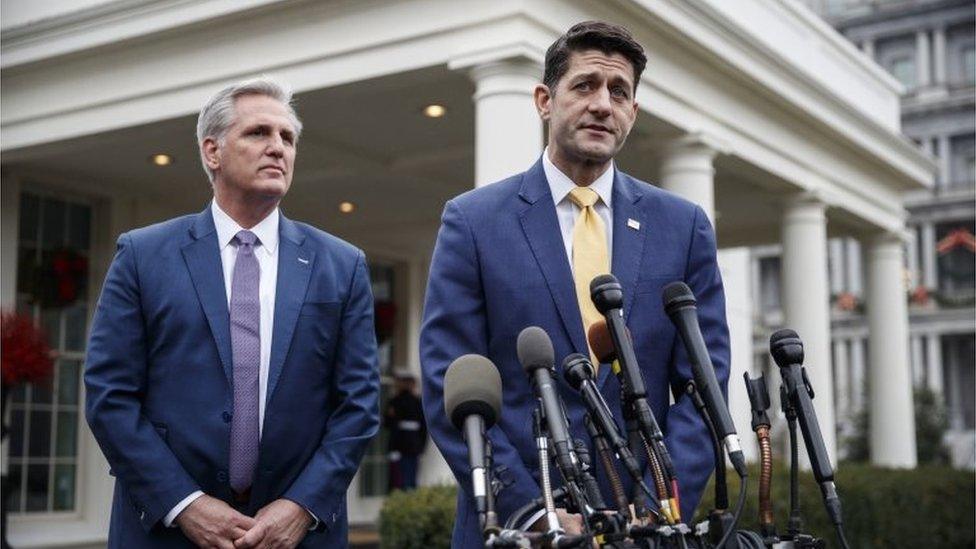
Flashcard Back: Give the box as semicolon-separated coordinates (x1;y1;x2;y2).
84;206;380;548
420;159;730;548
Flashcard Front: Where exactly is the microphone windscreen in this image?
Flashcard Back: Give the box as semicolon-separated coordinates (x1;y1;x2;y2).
769;328;803;368
662;281;696;314
589;273;618;294
517;326;555;373
587;319;616;363
444;354;502;430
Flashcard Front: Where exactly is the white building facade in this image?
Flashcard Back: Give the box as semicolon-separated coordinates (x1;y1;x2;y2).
1;0;933;546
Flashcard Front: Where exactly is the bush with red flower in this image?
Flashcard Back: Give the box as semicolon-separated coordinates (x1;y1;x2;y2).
1;311;55;388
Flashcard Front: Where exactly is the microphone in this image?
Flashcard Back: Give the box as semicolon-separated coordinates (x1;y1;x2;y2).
444;354;503;523
589;275;646;399
517;326;579;482
770;329;848;546
662;281;746;478
562;353;643;483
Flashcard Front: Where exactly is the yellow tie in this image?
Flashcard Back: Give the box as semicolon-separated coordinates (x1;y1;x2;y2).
569;187;609;368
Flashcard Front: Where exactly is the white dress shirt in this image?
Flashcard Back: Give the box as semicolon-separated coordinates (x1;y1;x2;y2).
542;147;615;267
164;201;279;526
519;151;614;530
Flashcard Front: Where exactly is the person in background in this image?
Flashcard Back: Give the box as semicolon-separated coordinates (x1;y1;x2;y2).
385;371;427;491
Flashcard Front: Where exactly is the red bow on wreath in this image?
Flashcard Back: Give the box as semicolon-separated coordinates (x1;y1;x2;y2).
1;312;54;387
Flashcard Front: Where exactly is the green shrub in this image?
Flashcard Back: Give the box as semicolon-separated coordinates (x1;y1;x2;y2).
378;465;975;549
695;463;975;548
379;485;457;549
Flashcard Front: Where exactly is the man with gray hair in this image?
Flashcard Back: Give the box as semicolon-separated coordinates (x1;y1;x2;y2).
85;77;380;548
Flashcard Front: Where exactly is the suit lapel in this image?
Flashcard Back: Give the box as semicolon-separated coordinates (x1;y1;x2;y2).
599;172;646;388
518;160;589;356
266;215;314;404
181;207;234;385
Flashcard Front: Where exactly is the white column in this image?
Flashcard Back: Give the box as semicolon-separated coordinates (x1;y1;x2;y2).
921;222;937;289
866;232;917;467
658;133;722;223
466;58;543;187
905;226;919;289
717;247;755;462
933;27;947;85
937;134;952;188
850;337;866;414
926;333;943;394
916;30;931;89
910;335;924;387
781;193;836;463
832;339;850;421
861;39;875;61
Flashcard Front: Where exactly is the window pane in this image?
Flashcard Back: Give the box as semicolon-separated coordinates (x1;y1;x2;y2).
963;47;975;84
66;204;91;251
9;409;25;456
40;307;61;351
56;411;78;457
17;247;38;297
7;463;23;513
25;464;49;512
19;194;39;245
28;410;51;458
40;199;66;250
30;375;54;406
58;360;81;406
53;464;76;511
64;304;88;352
891;57;916;88
10;383;28;405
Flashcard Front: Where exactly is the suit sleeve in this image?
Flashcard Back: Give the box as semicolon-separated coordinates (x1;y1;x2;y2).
84;233;200;531
663;206;731;520
283;250;380;529
420;200;542;524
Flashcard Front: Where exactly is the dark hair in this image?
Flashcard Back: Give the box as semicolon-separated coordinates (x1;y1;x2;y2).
543;21;646;93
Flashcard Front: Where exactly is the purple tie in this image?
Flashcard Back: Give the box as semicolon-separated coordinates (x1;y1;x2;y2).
229;229;260;493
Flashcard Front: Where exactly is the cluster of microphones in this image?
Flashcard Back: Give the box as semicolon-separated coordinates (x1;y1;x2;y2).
444;274;852;549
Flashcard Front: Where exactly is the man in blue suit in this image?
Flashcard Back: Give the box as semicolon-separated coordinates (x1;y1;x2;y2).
421;21;730;547
85;78;380;548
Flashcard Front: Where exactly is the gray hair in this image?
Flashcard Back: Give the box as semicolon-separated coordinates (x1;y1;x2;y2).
196;77;304;183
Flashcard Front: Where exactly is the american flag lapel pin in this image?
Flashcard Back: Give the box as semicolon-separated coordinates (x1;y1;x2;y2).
627;218;641;231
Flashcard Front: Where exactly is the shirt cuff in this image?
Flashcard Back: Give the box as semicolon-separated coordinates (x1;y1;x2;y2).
304;506;320;531
164;490;204;527
519;509;547;532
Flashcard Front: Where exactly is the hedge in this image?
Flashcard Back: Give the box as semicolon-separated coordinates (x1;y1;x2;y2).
378;464;974;548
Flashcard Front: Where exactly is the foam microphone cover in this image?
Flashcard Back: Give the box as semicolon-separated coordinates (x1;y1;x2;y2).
586;319;616;363
662;281;696;314
444;354;502;431
769;329;804;368
517;326;555;373
589;274;623;313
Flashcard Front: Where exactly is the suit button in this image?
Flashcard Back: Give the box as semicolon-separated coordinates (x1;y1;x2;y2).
217;470;228;483
222;411;232;423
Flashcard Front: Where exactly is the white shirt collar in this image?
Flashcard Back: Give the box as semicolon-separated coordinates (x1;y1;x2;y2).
211;200;279;255
542;147;614;209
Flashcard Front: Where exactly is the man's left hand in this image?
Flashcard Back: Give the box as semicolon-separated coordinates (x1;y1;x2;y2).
234;499;313;549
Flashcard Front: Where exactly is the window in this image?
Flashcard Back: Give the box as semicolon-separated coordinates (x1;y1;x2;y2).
950;134;976;188
8;192;91;514
935;219;976;296
889;56;916;89
757;256;782;313
358;264;397;498
963;46;975;85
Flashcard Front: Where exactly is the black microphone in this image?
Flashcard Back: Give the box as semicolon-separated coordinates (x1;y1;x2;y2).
517;326;579;481
589;275;646;399
662;281;746;478
770;329;848;545
444;354;503;523
562;353;643;483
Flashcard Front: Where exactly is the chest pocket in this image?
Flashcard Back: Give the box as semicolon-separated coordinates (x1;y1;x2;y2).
295;301;342;360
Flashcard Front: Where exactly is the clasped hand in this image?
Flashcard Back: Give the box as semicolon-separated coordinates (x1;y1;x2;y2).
175;495;313;549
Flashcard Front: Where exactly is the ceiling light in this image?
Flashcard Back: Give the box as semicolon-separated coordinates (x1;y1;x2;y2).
339;201;355;214
423;104;446;118
151;154;172;166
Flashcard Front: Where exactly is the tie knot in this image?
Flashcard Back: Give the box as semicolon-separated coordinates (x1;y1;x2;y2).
569;187;600;209
234;230;258;247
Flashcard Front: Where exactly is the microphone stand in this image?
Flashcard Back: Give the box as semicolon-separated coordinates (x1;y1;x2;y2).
779;387;824;549
533;407;593;548
685;381;739;549
743;373;776;544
